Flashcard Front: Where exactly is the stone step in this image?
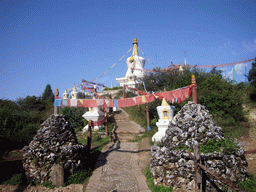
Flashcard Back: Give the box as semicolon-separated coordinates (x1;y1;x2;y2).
114;117;130;122
114;133;144;142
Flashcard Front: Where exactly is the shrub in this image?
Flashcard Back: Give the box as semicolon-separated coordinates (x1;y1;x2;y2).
200;138;239;154
104;86;123;91
66;168;92;185
60;107;87;130
3;173;22;185
239;173;256;192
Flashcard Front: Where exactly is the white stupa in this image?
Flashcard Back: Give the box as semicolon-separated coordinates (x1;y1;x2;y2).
116;38;146;88
152;98;175;142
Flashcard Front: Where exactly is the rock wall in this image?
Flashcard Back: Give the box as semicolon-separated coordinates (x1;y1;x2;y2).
22;114;87;184
150;101;248;191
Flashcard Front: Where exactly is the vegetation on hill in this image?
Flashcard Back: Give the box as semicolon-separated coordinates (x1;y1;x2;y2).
42;84;55;102
103;86;123;91
0;84;55;156
129;65;253;138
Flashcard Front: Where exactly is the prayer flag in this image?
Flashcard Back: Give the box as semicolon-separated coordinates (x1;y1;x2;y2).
70;99;78;107
114;100;118;107
54;99;62;106
62;99;68;106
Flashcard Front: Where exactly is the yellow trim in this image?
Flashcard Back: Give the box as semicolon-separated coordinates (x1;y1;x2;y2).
162;108;169;119
161;98;170;106
132;38;139;56
90;107;94;112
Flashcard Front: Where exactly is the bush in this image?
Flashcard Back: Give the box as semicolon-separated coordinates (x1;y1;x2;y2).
104;86;123;91
198;76;245;124
60;107;87;130
3;173;22;185
200;138;239;154
239;173;256;192
66;168;92;185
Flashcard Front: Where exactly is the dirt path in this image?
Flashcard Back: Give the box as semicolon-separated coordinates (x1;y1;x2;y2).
239;106;256;178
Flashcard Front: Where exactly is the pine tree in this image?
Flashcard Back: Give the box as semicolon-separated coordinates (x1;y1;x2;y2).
247;57;256;87
42;84;55;102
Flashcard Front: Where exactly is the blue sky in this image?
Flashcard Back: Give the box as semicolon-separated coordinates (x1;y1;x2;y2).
1;0;256;101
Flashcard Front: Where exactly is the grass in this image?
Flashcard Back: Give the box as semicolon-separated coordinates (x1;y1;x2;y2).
144;164;173;192
3;173;22;185
200;138;239;154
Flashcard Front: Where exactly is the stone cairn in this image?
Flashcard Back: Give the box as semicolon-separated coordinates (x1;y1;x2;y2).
22;114;87;184
150;101;248;191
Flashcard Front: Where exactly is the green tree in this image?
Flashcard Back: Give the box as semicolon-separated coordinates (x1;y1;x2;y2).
210;67;223;79
42;84;55;102
247;57;256;87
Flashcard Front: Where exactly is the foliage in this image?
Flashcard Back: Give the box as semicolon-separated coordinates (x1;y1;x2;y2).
114;90;137;99
247;57;256;87
3;173;22;185
0;98;44;153
16;96;46;113
77;92;86;99
59;107;87;130
136;65;249;138
200;138;239;154
42;181;55;189
239;173;256;192
104;86;123;90
198;75;245;125
42;84;55;102
150;118;157;126
66;168;92;185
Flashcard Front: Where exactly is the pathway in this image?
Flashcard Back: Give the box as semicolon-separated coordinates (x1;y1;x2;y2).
239;106;256;179
85;108;151;192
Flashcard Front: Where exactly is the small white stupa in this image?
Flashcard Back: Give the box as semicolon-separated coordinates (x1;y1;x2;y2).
71;84;79;99
63;88;69;99
116;38;146;88
152;98;175;142
82;106;105;132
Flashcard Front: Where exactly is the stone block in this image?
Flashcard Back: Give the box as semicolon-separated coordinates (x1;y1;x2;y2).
50;163;64;187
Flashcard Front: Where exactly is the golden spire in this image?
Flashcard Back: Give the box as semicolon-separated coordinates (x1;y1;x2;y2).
132;38;139;56
161;98;170;106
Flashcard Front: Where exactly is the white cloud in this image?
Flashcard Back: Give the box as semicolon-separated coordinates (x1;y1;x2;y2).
225;63;248;80
234;63;248;75
227;70;233;80
241;39;256;52
223;41;237;56
220;67;227;77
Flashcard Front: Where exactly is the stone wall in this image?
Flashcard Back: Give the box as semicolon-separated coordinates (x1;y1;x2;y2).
22;114;87;184
150;101;248;191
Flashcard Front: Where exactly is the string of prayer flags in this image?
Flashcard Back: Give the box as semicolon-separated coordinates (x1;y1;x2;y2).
54;99;62;106
54;84;197;108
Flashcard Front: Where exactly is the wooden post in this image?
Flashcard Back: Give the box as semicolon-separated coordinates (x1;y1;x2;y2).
201;155;206;192
54;88;60;115
194;143;202;192
54;106;59;115
87;120;93;154
123;85;125;98
191;75;197;104
105;112;108;137
146;106;151;131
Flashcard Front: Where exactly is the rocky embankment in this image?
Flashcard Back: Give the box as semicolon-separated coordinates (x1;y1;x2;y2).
22;114;87;184
150;101;248;191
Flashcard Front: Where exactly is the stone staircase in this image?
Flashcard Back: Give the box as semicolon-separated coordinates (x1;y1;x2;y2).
111;107;145;141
